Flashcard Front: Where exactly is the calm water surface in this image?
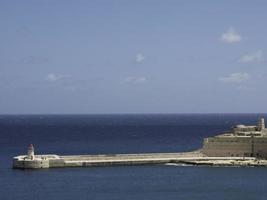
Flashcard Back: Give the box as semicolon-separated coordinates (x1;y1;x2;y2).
0;114;267;200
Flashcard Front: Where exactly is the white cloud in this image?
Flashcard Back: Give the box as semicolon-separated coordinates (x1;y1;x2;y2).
124;76;147;84
221;28;242;43
45;73;70;82
135;53;145;63
239;50;264;63
219;73;250;83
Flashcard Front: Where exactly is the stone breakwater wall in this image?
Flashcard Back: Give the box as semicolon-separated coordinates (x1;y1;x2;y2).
13;152;201;169
13;151;267;169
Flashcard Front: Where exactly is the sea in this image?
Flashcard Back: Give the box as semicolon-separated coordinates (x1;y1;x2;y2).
1;114;267;200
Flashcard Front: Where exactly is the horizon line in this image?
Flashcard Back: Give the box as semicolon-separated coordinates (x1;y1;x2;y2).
0;112;267;116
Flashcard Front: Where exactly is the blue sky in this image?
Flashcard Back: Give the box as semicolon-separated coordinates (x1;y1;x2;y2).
0;0;266;114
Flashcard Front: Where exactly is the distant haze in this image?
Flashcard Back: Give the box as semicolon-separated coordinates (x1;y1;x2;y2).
0;1;267;114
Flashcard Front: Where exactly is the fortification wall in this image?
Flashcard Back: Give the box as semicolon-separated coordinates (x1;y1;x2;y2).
253;138;267;157
201;137;267;158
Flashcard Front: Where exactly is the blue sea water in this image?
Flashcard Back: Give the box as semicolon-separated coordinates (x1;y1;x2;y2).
1;114;267;200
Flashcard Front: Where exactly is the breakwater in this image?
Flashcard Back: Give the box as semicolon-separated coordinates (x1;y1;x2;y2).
13;151;267;169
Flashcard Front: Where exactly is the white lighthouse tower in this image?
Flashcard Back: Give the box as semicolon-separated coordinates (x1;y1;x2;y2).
257;117;265;131
27;144;35;160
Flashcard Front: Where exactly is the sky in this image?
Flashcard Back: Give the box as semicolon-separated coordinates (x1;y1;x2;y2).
0;0;267;114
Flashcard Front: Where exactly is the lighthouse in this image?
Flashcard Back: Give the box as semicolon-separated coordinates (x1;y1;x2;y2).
27;144;35;160
257;117;265;131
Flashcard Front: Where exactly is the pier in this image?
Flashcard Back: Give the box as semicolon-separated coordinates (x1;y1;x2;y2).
12;145;267;169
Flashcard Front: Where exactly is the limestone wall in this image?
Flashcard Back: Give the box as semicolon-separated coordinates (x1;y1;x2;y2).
49;159;65;167
201;137;267;158
13;158;49;169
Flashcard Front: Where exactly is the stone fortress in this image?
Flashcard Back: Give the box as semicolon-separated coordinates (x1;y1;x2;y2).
13;117;267;169
201;118;267;158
